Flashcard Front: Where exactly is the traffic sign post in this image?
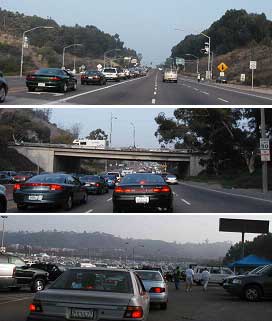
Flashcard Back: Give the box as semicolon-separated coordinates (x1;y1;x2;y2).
217;62;228;72
260;138;270;162
240;74;246;82
260;108;269;193
250;61;257;89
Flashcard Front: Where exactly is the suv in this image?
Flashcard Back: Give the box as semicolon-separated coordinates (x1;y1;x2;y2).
0;253;49;292
223;264;272;301
194;266;234;285
163;69;178;83
102;68;120;82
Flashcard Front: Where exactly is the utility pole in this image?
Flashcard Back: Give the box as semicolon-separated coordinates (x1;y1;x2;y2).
261;108;268;193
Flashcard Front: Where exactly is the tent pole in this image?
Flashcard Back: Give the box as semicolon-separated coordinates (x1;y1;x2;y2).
241;232;245;259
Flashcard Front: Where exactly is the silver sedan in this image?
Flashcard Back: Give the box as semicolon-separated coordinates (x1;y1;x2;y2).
27;268;150;321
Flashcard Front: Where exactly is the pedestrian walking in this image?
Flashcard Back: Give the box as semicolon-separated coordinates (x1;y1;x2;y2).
173;266;181;290
201;268;210;291
185;265;194;292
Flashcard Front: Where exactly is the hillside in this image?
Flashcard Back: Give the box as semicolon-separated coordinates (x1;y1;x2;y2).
0;8;139;74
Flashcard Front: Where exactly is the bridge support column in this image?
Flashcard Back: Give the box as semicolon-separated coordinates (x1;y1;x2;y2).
189;155;204;176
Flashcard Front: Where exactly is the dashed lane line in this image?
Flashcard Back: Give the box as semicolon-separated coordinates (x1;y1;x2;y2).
107;198;112;202
152;98;156;104
154;91;157;95
86;209;94;213
218;98;230;103
181;198;191;206
200;91;209;95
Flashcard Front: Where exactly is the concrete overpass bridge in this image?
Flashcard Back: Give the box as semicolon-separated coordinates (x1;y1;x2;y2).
10;143;206;176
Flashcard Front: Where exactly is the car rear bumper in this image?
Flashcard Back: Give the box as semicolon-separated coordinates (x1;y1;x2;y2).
149;292;168;303
26;81;63;89
82;79;103;84
13;191;67;206
113;194;172;210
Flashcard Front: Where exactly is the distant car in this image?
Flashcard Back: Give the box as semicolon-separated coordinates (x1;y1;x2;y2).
13;171;35;183
26;68;77;93
194;266;234;285
0;173;14;184
0;171;17;177
0;71;8;103
136;270;168;310
13;173;88;211
0;185;7;213
81;70;107;85
102;68;120;82
112;173;173;213
104;175;117;189
223;264;272;301
165;174;178;185
107;171;121;182
27;268;150;321
117;68;126;80
30;263;65;282
216;76;227;84
79;175;108;194
163;69;178;83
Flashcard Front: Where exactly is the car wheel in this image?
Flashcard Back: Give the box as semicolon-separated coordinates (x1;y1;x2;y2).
72;82;77;91
160;303;167;310
61;82;68;93
244;285;262;302
0;86;7;103
0;199;7;213
27;86;36;92
17;203;28;211
81;192;88;204
31;278;45;293
64;195;73;211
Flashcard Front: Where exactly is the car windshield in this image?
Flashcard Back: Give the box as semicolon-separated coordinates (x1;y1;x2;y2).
121;174;164;185
35;68;63;75
80;175;100;182
255;265;272;275
50;269;133;293
103;69;116;73
86;71;99;75
137;271;163;281
27;175;66;184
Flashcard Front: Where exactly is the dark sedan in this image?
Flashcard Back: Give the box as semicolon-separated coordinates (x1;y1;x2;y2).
81;70;107;85
13;171;35;183
0;71;8;103
79;175;108;194
0;185;7;212
112;173;173;213
13;173;88;211
30;263;66;282
0;173;14;184
26;68;77;93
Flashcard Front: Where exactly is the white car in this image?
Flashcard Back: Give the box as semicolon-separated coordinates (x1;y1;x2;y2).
163;68;178;83
165;174;178;184
102;68;120;82
194;266;234;285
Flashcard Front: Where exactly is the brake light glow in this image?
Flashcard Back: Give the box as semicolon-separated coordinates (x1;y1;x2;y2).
153;186;170;193
150;287;165;293
29;302;42;312
96;183;100;187
124;306;143;319
22;183;64;191
49;76;61;81
13;184;21;191
114;187;132;193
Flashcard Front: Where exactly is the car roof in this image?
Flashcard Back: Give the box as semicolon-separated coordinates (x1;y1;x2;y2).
69;267;131;273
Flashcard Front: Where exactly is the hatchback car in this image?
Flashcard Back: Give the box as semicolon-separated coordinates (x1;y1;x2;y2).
13;173;88;211
112;173;173;212
26;68;77;92
102;68;120;82
0;71;8;103
136;270;168;309
81;70;107;85
79;175;108;194
27;268;150;321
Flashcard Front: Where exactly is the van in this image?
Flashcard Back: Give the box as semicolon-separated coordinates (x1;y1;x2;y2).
194;266;234;285
163;68;178;83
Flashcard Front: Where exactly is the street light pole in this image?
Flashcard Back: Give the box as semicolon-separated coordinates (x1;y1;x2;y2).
109;113;117;146
130;122;136;148
261;108;268;193
62;44;83;69
20;26;54;77
1;216;8;250
200;32;211;80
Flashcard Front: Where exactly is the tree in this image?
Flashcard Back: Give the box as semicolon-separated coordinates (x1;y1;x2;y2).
69;123;81;139
86;129;108;140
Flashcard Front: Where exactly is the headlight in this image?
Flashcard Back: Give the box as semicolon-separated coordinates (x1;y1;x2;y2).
232;279;242;284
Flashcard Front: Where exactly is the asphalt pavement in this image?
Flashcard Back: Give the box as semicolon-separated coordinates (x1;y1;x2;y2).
4;70;272;105
1;283;271;321
6;182;272;213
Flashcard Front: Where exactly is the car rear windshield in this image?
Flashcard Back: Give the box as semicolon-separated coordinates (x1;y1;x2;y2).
80;175;100;181
27;175;66;184
121;174;165;185
50;269;133;293
103;69;116;73
35;68;63;75
136;271;163;281
86;71;99;75
167;175;176;178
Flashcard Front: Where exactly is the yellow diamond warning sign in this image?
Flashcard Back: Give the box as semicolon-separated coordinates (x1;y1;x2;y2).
217;62;228;72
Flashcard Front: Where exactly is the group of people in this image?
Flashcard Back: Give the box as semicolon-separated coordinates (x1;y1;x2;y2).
173;266;210;292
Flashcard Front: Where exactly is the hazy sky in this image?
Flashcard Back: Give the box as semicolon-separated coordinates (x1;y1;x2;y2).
2;0;272;63
51;108;175;148
4;215;271;244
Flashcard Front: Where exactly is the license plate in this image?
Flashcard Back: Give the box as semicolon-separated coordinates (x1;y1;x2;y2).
70;308;95;320
135;196;149;204
28;195;43;201
38;83;46;87
88;77;93;79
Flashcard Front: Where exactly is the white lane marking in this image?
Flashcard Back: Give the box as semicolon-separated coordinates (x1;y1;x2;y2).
0;297;32;305
201;91;209;95
27;92;64;96
107;198;112;202
154;91;157;95
27;92;41;95
181;199;191;206
193;88;199;91
180;182;272;204
86;209;94;213
46;76;146;105
152;98;156;104
218;98;229;103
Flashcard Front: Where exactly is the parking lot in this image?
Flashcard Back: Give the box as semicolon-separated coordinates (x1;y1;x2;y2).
1;283;271;321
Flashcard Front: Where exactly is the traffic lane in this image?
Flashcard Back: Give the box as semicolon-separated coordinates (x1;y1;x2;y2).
171;183;272;213
178;76;272;105
148;283;272;321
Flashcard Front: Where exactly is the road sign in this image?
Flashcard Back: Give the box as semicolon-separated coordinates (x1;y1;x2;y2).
260;138;270;150
260;138;270;162
97;64;102;70
217;62;228;72
220;72;225;77
240;74;246;82
175;57;185;65
250;61;257;70
0;247;6;253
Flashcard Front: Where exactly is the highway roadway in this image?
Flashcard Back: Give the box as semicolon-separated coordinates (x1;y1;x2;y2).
1;283;271;321
7;181;272;213
4;70;272;105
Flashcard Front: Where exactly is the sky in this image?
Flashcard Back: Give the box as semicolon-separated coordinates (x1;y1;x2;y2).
51;108;175;148
4;215;271;244
2;0;272;63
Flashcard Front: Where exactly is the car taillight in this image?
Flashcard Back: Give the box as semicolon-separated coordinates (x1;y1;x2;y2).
114;187;132;193
26;75;36;81
124;306;143;319
150;287;165;293
153;186;170;193
29;301;43;313
23;183;64;190
13;183;21;191
50;184;63;191
96;183;100;187
49;76;61;81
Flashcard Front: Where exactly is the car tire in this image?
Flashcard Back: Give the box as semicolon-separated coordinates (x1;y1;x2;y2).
61;82;68;93
81;192;88;204
27;86;35;92
244;285;262;302
17;203;28;211
64;195;73;211
0;86;7;103
31;278;45;293
160;303;167;310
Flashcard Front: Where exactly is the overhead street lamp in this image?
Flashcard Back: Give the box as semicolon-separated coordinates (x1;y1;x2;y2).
1;216;8;252
104;49;121;68
20;26;54;77
109;112;117;146
130;122;136;148
62;44;83;69
185;54;199;74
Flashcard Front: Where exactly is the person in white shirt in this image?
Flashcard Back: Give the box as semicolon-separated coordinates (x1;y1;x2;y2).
185;265;194;292
201;268;210;291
